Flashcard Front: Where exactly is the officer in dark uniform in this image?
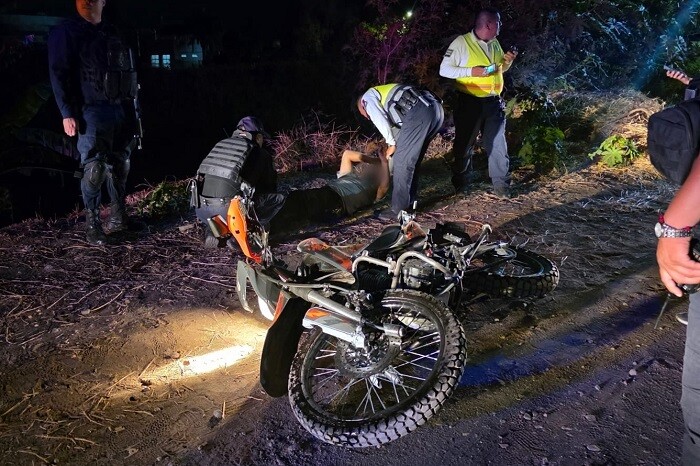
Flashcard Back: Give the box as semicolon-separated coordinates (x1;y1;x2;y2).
357;83;444;220
48;0;139;245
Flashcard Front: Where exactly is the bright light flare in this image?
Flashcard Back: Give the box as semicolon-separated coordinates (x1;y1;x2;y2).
143;345;254;382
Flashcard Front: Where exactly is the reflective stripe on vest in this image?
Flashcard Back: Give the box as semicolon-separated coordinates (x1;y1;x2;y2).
455;33;504;97
374;83;400;107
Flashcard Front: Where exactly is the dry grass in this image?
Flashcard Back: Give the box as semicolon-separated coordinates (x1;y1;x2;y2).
270;113;375;174
270;113;454;175
552;89;665;147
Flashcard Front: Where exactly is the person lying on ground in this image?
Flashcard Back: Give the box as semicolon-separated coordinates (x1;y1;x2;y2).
267;147;391;234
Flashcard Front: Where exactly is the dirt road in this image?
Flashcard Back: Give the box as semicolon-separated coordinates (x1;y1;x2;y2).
0;160;688;465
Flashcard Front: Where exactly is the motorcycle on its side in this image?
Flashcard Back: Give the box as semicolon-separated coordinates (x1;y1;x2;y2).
207;184;558;448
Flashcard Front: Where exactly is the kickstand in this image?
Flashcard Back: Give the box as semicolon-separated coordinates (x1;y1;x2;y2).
654;293;674;329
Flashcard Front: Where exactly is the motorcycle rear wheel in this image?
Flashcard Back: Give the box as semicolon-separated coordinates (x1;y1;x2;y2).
287;290;467;448
468;247;559;299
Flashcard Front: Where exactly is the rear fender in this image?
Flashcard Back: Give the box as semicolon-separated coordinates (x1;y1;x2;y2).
259;297;310;397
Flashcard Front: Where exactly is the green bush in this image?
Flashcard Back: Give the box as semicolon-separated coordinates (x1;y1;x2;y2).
589;134;640;167
517;125;566;173
136;180;192;219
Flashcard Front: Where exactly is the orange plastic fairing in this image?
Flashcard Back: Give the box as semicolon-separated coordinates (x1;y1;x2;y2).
227;197;262;263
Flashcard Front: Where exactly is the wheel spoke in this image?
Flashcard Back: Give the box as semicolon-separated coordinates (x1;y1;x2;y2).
370;381;388;411
396;372;429;382
318;377;363;406
394;357;436;372
310;368;341;393
314;348;336;360
404;337;441;353
356;379;376;415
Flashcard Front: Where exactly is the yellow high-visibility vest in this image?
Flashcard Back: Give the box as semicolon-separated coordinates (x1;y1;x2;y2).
373;83;400;108
455;33;504;97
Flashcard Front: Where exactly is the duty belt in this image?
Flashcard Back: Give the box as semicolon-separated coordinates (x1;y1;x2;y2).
387;86;440;128
395;88;436;113
198;195;231;207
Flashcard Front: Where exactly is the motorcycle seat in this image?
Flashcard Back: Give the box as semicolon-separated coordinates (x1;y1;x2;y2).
354;225;403;256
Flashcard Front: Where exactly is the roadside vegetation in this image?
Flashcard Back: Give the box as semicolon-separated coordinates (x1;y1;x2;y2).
2;0;700;222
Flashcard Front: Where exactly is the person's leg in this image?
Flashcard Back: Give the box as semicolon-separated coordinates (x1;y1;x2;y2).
451;93;482;191
392;103;433;212
407;101;445;204
480;98;509;190
106;105;133;232
78;105;114;244
269;187;342;233
195;203;229;248
682;293;700;464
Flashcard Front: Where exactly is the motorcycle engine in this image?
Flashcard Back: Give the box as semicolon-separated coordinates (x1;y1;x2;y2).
402;258;437;291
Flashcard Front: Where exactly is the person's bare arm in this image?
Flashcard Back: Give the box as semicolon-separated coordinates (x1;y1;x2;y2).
338;146;385;177
375;151;390;201
338;150;362;176
667;69;691;86
657;155;700;296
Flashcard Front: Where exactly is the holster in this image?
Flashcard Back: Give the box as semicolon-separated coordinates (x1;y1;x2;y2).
188;178;200;208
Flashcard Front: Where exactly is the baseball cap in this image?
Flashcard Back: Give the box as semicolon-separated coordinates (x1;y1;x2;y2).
236;116;270;138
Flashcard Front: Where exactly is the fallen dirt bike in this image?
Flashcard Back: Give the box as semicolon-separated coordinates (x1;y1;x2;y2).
207;187;559;448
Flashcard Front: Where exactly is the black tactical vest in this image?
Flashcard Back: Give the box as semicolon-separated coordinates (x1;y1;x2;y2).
197;134;254;199
82;23;137;102
103;34;138;101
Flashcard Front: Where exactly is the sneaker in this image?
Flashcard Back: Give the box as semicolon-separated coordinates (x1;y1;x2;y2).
203;235;222;249
374;208;399;222
677;312;689;325
492;185;512;199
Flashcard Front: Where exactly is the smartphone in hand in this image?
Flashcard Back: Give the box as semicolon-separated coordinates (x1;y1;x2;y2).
664;64;682;74
484;63;497;75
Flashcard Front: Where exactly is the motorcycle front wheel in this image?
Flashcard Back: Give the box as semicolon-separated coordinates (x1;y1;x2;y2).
287;290;467;448
468;247;559;299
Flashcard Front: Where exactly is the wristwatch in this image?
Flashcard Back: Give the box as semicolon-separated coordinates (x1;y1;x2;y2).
655;215;693;238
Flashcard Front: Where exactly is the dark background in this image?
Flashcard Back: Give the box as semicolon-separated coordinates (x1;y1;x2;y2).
0;0;385;225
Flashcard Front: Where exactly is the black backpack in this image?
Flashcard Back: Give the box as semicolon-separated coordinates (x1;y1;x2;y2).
647;98;700;185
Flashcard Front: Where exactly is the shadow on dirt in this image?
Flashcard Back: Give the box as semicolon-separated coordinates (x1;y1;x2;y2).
460;293;664;388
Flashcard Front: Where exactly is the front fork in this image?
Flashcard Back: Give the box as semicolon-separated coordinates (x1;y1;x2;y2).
238;260;401;345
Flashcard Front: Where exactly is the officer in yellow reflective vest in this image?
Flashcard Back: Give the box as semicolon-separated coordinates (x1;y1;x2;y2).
439;7;518;198
357;84;444;220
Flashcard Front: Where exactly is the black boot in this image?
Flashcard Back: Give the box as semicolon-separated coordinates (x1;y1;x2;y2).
85;209;107;245
106;201;128;233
